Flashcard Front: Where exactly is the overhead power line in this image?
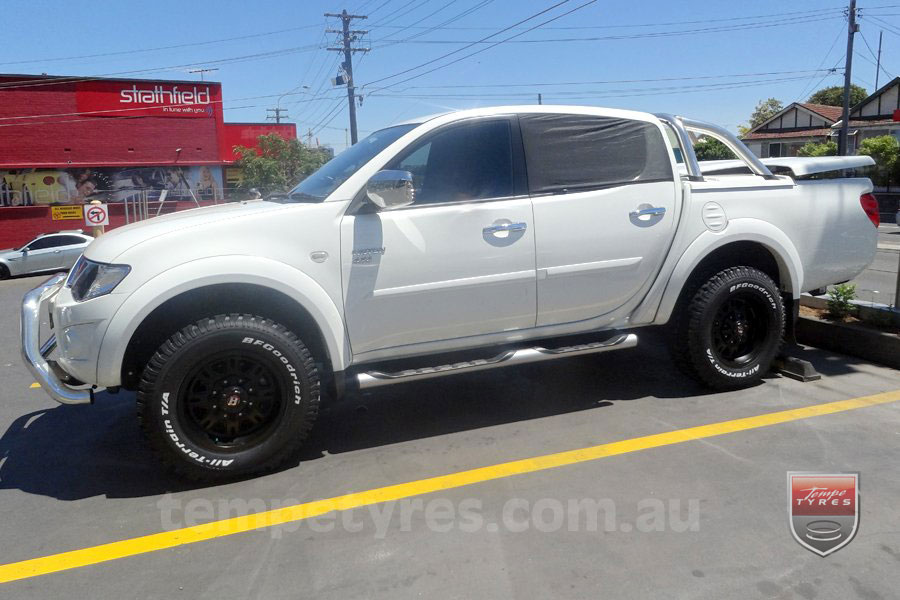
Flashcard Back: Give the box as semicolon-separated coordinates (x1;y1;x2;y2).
369;14;844;45
371;69;841;92
364;0;587;89
375;6;844;30
0;44;324;91
0;24;322;67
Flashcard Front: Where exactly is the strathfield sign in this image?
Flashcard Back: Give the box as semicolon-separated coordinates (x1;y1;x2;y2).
75;80;222;119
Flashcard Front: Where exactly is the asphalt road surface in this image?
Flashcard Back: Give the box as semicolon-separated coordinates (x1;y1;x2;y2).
0;274;899;599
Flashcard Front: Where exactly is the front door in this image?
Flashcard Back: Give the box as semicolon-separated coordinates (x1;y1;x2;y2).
341;117;536;355
17;236;65;273
520;113;679;326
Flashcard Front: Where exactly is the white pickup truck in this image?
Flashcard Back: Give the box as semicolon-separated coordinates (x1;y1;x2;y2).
21;106;879;480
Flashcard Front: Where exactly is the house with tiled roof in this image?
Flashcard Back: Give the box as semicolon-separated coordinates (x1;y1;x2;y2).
741;103;843;158
843;76;900;146
741;78;900;158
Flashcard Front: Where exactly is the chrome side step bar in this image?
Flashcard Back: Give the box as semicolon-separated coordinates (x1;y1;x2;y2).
356;333;637;390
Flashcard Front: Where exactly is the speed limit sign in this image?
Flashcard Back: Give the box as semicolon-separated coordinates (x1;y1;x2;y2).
84;203;109;227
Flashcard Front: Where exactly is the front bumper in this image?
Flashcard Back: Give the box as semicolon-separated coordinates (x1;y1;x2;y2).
20;273;93;405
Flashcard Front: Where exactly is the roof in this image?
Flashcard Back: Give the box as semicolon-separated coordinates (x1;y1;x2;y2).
744;101;842;137
850;76;900;117
0;72;222;87
848;118;899;127
798;103;844;122
741;128;832;140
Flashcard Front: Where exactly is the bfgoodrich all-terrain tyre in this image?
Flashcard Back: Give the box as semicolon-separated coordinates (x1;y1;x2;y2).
671;266;784;390
137;314;320;481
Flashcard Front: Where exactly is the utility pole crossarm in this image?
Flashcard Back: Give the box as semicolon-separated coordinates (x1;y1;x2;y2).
324;12;367;19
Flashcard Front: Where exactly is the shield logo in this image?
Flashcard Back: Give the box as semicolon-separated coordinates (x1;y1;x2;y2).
788;472;859;556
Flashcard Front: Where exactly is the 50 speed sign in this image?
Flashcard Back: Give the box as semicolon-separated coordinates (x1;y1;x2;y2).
84;203;109;227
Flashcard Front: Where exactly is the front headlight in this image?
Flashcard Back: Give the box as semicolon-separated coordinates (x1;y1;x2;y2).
67;257;130;301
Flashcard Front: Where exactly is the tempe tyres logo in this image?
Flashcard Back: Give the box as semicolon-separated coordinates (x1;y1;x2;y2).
788;472;859;556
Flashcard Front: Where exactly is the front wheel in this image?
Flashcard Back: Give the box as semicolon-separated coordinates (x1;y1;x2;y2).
671;266;784;390
137;314;320;481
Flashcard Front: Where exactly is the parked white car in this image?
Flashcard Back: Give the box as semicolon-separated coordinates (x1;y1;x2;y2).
21;106;878;480
0;230;92;279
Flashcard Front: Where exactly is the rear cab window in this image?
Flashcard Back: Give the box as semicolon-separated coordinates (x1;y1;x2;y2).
518;113;674;195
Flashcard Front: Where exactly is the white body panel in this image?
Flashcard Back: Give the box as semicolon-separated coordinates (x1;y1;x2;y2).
36;105;879;391
699;155;875;178
532;180;679;326
341;198;537;355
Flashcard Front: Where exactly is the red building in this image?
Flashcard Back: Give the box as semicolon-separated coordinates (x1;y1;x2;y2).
0;73;295;247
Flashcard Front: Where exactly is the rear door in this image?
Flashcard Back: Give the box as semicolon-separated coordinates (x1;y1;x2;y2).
522;113;679;326
341;117;536;355
53;234;89;269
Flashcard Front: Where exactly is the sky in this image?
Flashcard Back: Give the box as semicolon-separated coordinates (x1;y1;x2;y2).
5;0;898;151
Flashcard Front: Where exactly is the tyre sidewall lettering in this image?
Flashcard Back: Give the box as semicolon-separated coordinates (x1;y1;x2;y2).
150;328;313;472
695;272;783;383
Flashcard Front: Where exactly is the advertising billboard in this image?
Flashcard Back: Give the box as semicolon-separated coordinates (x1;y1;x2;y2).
0;166;224;206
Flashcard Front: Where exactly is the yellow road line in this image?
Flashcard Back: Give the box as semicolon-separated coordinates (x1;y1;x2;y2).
1;389;898;584
29;383;40;389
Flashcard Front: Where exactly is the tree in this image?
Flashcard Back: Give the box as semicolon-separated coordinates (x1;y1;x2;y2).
233;133;330;196
857;135;900;187
808;84;868;107
749;98;784;129
693;137;736;161
796;140;837;157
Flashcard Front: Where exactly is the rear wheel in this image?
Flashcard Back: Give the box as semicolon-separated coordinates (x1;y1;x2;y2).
137;313;320;481
670;266;784;390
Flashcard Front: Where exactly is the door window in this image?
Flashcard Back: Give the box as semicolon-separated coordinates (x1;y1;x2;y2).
389;120;514;205
26;236;68;250
55;235;87;246
518;113;673;194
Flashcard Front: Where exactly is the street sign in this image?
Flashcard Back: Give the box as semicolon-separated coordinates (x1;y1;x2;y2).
51;205;84;221
84;203;109;227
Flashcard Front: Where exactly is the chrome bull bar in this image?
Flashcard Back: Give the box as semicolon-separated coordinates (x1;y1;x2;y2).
20;273;93;405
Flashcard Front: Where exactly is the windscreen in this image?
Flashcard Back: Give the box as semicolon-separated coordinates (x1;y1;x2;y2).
287;124;417;201
519;113;673;194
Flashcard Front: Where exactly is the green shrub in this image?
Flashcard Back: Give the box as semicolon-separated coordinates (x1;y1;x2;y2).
826;283;857;319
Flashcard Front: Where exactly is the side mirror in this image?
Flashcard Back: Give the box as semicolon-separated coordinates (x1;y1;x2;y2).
21;248;28;255
366;170;415;210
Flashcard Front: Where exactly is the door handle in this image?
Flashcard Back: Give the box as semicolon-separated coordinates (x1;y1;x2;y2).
53;250;61;254
629;206;666;218
483;222;527;235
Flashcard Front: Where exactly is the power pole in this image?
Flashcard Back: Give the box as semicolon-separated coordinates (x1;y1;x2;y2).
325;9;369;145
839;0;858;156
266;107;289;124
875;30;884;90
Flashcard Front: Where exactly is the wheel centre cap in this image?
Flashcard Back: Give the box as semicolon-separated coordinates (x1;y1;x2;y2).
222;387;246;413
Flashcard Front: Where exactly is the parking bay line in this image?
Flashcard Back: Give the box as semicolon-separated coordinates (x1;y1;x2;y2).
1;389;899;584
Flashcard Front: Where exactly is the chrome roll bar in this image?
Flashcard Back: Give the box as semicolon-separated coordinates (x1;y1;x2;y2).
654;113;777;181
